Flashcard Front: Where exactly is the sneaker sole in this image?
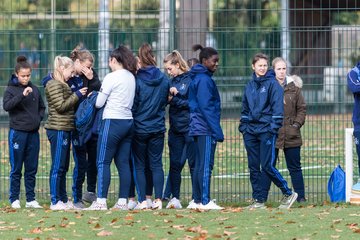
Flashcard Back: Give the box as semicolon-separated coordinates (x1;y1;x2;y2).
351;189;360;194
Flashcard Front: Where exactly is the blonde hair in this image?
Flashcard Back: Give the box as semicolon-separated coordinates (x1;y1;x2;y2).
163;50;189;72
53;56;74;82
272;57;286;68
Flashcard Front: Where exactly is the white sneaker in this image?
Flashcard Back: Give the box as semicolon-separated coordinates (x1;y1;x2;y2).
152;199;162;209
111;202;128;211
50;201;67;210
61;201;75;210
186;200;200;209
128;199;137;210
146;198;153;208
278;192;298;209
166;197;182;209
11;200;21;209
199;200;224;210
135;200;149;210
85;201;107;211
25;200;43;209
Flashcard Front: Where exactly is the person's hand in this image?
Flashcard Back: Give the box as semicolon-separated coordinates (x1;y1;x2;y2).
81;66;93;80
291;123;301;129
168;94;173;102
169;87;178;96
79;87;88;96
23;86;33;96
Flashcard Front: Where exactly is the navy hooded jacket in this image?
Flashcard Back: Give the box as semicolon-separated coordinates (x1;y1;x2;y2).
239;69;284;135
168;71;192;134
132;66;170;134
3;74;46;132
347;62;360;131
188;64;224;142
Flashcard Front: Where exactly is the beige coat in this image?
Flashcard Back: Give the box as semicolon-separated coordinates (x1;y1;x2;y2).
44;79;79;131
276;75;306;149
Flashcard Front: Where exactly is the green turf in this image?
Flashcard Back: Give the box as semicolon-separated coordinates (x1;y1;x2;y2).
0;203;359;239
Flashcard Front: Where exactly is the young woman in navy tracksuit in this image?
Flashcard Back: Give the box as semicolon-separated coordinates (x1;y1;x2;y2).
239;53;297;209
187;44;224;210
86;45;137;210
347;61;360;192
132;43;170;209
3;56;46;209
162;50;195;209
68;47;101;208
43;56;87;210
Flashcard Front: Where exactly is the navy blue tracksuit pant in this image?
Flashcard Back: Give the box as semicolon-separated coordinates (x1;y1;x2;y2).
262;147;305;201
163;130;195;199
243;132;292;202
47;130;71;205
132;132;165;202
8;129;40;203
192;135;216;205
97;119;133;199
71;131;98;203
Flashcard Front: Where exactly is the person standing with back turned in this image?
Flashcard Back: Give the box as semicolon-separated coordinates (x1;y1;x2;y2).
187;44;224;210
132;43;170;210
239;53;298;209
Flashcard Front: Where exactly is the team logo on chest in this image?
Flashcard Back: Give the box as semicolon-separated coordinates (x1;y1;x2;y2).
179;83;186;91
260;86;266;93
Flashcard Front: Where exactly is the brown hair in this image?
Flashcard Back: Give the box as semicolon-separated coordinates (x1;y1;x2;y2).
252;53;269;65
110;45;138;76
163;50;189;72
70;47;95;65
138;43;156;67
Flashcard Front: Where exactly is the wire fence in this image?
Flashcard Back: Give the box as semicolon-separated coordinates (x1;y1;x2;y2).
0;0;359;204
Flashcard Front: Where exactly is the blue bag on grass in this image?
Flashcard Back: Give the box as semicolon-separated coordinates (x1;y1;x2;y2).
327;165;346;202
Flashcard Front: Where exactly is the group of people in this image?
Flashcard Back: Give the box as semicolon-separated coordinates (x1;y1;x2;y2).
2;42;307;211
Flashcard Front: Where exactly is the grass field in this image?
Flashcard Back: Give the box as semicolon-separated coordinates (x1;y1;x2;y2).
0;113;356;204
0;202;360;239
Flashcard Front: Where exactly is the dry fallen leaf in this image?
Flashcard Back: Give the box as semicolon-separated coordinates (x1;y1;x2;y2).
110;218;119;225
124;215;134;221
96;230;113;236
224;230;236;236
29;227;42;234
93;223;101;229
172;225;185;230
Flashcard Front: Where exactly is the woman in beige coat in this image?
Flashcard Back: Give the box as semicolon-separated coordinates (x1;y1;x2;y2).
262;57;307;203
